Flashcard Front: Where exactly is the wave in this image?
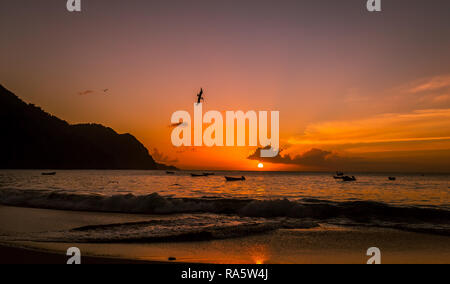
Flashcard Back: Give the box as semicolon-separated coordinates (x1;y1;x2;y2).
0;189;449;236
4;216;317;244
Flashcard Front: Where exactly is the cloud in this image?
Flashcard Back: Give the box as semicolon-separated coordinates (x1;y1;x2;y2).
175;147;198;154
396;74;450;106
151;148;178;164
253;108;450;171
247;75;450;172
248;146;450;172
288;109;450;146
407;75;450;94
248;147;360;168
429;94;450;103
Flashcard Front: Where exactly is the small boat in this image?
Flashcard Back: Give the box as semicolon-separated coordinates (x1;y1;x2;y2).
333;176;345;180
225;176;246;182
191;173;208;177
342;176;357;182
203;173;215;176
166;171;176;175
388;177;397;181
41;172;56;176
336;171;344;177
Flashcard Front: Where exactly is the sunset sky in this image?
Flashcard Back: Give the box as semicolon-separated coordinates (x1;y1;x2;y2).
1;0;450;172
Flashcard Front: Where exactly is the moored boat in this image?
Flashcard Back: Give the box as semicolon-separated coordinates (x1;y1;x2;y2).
225;176;246;182
342;176;357;182
191;173;208;177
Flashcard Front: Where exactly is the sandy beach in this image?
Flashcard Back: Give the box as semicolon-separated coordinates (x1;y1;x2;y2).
0;244;163;264
1;205;449;264
1;227;449;264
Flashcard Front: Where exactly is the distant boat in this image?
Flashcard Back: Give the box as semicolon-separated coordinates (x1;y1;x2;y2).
191;173;209;177
388;177;397;181
342;176;357;182
41;172;56;176
225;176;246;182
166;171;176;175
203;173;215;176
336;171;344;177
333;176;345;180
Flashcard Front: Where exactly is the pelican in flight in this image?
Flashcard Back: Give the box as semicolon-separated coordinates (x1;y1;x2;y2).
196;88;204;104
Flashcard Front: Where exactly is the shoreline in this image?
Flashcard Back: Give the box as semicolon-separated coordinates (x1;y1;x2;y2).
2;225;450;264
0;243;170;264
1;205;449;264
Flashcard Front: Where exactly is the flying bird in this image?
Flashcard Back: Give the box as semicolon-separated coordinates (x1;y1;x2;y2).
169;122;188;128
78;90;94;96
196;88;205;104
77;89;110;96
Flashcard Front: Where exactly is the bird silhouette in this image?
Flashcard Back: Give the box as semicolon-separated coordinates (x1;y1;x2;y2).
196;88;204;104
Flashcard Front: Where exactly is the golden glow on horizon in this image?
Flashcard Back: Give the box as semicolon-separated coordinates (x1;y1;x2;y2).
255;259;264;265
258;163;264;169
286;109;450;151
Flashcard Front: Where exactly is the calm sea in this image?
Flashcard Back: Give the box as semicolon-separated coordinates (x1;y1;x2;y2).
0;170;448;207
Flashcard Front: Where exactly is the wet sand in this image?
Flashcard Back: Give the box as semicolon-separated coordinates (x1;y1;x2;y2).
2;226;449;264
0;244;163;264
0;205;449;264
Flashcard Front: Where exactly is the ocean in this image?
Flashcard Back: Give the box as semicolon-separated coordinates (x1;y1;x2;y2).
0;170;448;243
0;170;449;263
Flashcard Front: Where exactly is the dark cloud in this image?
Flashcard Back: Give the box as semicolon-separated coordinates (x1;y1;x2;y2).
151;148;178;164
176;147;197;154
248;146;362;169
248;146;450;173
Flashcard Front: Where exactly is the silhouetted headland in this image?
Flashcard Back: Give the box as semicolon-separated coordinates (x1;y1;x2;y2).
0;84;176;170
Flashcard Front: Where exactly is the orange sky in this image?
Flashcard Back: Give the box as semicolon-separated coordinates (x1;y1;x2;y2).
1;0;450;172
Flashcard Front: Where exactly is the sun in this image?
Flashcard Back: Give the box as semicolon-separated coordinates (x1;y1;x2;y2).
258;163;264;169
